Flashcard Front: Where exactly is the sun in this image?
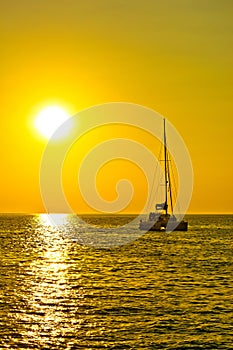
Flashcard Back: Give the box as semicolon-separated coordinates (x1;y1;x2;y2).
34;105;72;139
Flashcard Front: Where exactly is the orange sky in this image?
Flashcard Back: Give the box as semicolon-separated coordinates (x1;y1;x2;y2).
1;1;233;214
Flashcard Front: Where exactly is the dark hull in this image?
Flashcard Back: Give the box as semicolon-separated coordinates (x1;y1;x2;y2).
139;219;188;232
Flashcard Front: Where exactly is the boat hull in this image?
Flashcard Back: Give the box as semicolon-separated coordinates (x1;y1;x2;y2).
139;219;188;231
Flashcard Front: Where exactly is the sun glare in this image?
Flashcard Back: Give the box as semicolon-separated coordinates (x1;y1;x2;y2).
34;106;72;139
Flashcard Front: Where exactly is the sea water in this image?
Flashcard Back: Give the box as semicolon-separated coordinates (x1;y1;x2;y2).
0;214;232;349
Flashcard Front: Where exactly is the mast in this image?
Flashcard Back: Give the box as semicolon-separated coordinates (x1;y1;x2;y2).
163;118;168;215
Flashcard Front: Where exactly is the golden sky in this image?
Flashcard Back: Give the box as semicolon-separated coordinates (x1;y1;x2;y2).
1;0;233;214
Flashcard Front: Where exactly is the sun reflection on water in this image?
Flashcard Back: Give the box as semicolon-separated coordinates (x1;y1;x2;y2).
39;213;69;227
21;214;85;345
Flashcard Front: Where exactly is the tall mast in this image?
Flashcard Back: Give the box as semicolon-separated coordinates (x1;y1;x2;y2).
164;118;168;214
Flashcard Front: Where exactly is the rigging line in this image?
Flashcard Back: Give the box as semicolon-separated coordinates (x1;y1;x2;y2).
170;156;181;213
163;118;168;214
146;142;163;213
167;152;174;214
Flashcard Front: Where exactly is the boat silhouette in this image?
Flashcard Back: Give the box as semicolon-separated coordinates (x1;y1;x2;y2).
139;119;188;231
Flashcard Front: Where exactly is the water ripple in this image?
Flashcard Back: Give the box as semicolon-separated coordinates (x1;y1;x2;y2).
0;214;232;349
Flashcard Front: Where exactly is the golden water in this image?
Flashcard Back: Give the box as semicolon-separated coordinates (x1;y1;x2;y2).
0;214;232;349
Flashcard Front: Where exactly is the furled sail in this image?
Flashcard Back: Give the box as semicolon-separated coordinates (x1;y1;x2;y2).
156;202;167;210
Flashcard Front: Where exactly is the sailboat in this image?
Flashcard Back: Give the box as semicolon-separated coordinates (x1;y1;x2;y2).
139;119;188;231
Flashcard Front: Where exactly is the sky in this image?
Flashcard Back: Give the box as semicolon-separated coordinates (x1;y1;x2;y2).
1;0;233;214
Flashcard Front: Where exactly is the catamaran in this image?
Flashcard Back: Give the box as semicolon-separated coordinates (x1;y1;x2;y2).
139;119;188;231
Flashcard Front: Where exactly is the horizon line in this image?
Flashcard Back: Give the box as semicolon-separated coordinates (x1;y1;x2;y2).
0;212;232;216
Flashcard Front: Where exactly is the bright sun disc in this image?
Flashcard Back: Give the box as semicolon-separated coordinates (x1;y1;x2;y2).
34;106;71;139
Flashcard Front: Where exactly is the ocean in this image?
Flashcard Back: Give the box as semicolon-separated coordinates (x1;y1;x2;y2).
0;214;232;349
